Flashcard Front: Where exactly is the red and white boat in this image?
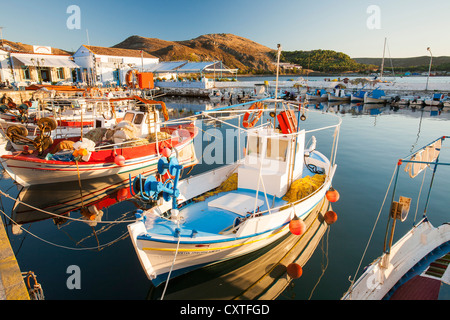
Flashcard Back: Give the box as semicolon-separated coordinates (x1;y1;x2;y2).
0;97;198;187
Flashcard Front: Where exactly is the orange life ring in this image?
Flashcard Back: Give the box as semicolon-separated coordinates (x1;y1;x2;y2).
126;70;140;88
242;102;263;128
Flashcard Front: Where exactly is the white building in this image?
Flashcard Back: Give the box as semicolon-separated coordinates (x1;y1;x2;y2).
0;41;79;87
72;45;159;86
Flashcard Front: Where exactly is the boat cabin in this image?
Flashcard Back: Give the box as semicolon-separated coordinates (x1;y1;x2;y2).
94;104;161;144
238;127;305;197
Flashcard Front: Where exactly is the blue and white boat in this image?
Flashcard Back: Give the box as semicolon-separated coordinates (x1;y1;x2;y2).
343;136;450;300
424;93;445;107
364;89;387;104
350;90;367;103
127;99;341;287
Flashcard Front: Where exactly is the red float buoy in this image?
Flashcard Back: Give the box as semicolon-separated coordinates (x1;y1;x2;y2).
162;147;172;158
116;187;129;201
289;215;306;235
114;155;126;166
324;210;338;225
287;263;303;279
326;187;340;203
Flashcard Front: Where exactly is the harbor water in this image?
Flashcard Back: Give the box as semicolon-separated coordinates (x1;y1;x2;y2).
0;94;449;300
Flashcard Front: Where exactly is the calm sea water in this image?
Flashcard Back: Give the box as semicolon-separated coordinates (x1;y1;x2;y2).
0;98;449;300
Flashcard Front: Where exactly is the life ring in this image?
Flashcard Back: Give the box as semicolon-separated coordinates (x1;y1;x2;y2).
126;70;139;88
242;102;263;128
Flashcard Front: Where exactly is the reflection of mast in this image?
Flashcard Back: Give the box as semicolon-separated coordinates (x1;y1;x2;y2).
410;110;424;153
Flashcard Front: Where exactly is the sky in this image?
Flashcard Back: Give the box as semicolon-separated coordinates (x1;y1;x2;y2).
1;0;450;58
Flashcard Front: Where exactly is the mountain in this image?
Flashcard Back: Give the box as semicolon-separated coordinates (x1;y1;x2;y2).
113;34;277;74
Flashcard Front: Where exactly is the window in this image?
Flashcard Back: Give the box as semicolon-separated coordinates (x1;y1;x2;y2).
247;135;262;156
123;112;135;123
22;66;31;80
57;68;65;79
134;113;144;125
266;138;288;161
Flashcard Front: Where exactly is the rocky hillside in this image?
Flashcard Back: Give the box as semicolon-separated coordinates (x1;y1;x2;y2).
113;34;277;74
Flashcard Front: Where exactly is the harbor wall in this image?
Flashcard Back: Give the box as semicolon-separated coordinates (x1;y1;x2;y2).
0;216;29;300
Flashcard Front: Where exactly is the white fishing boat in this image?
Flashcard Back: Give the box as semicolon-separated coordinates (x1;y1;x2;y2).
327;88;350;103
343;136;450;300
209;89;222;102
127;97;341;287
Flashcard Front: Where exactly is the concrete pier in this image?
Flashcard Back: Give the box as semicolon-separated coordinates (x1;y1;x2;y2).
0;216;29;300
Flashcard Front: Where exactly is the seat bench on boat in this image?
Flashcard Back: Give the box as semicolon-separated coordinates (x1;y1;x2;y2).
208;193;264;217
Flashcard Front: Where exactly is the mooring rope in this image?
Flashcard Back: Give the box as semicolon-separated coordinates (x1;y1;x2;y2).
0;207;129;251
160;235;181;300
345;163;398;297
0;188;136;224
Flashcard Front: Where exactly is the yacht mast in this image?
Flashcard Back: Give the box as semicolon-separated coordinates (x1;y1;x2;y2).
380;37;386;81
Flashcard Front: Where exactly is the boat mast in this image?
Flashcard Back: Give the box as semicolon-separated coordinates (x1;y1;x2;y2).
274;44;282;127
380;37;386;81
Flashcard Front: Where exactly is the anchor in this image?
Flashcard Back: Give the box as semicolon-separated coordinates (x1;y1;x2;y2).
130;152;183;217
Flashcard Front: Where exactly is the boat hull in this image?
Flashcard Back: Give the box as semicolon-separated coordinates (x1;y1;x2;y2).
364;96;386;104
128;163;335;286
0;127;198;186
343;220;450;300
328;93;350;103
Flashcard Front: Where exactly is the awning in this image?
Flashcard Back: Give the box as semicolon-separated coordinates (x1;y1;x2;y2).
12;54;80;68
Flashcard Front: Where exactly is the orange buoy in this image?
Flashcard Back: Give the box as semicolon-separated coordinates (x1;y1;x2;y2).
162;147;172;158
114;155;126;166
287;263;303;279
116;187;129;201
326;187;340;203
324;210;338;225
289;215;306;235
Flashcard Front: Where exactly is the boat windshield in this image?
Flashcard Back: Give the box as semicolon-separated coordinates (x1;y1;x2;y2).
266;138;288;161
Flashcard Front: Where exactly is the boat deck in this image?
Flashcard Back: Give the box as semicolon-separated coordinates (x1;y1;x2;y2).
143;189;287;239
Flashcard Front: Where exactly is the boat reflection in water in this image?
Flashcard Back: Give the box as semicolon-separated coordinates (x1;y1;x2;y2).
10;171;157;236
147;197;333;300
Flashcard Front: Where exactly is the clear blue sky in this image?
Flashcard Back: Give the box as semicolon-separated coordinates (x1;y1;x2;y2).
2;0;449;58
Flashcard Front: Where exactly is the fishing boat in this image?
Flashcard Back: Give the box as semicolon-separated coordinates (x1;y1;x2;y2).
148;195;331;299
343;136;450;300
327;88;350;103
0;96;198;186
306;89;328;102
127;97;341;287
350;90;367;103
209;89;222;102
424;93;444;107
364;89;387;104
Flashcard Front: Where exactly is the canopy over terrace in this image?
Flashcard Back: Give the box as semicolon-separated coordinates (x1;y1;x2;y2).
145;60;238;80
11;53;79;68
